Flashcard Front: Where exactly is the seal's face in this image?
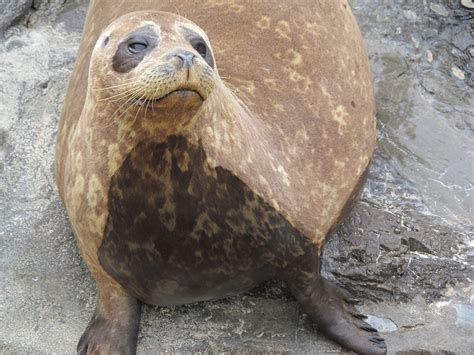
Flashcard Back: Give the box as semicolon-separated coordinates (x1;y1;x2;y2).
89;11;217;121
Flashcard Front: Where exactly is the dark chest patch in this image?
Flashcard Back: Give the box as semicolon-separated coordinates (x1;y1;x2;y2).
99;135;315;306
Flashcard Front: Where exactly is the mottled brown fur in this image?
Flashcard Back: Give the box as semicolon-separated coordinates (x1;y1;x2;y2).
55;1;383;354
99;135;318;306
56;1;376;245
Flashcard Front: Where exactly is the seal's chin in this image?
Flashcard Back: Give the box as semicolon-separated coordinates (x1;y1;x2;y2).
135;89;204;106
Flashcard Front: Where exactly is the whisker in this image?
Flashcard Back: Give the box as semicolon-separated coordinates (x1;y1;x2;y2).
108;89;143;118
99;86;143;102
151;82;162;114
104;88;144;128
116;90;144;123
126;89;148;128
92;79;141;92
173;6;181;17
144;95;151;121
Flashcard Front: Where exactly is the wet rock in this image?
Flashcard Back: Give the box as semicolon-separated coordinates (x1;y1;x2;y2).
0;0;33;32
351;0;474;225
402;237;433;254
322;202;472;303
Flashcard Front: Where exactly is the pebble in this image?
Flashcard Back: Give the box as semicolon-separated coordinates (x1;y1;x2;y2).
469;46;474;58
425;50;433;63
366;315;398;332
461;0;474;9
403;10;418;20
430;3;450;17
451;67;466;80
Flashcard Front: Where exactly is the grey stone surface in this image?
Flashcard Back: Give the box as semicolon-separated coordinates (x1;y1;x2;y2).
352;0;473;226
1;0;473;354
0;0;33;32
322;203;472;304
366;315;398;333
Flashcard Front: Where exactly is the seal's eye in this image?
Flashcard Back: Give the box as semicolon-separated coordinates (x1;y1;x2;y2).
193;41;207;58
128;42;148;54
184;32;214;68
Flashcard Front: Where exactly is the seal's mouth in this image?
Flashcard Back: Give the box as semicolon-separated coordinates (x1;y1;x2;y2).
134;89;204;106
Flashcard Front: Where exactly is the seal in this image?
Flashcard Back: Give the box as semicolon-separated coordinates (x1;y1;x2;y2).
56;2;385;354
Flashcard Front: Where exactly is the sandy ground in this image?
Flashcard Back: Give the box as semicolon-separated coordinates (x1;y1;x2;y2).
1;0;473;353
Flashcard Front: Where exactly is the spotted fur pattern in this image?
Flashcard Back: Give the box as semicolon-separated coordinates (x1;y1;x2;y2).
55;3;385;353
99;135;318;305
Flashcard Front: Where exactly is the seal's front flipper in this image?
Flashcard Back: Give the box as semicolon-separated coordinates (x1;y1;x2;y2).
290;276;387;354
77;287;141;355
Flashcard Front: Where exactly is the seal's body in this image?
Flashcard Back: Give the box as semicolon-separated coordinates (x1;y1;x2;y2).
56;2;385;354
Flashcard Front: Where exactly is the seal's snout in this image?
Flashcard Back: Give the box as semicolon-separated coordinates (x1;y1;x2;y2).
135;46;216;104
173;49;196;69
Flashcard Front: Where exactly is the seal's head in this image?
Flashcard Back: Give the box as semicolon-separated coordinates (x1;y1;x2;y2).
89;11;218;123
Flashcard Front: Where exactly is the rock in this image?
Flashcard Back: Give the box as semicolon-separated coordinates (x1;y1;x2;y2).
403;10;418;21
425;50;433;63
0;0;33;32
429;3;450;17
32;0;66;10
454;304;474;326
366;315;398;332
451;66;466;80
468;46;474;58
403;237;433;254
461;0;474;9
322;202;471;303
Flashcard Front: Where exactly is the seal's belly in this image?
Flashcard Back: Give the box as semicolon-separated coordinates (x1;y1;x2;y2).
99;135;307;306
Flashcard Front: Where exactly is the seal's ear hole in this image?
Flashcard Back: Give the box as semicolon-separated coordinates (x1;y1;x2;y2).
101;36;110;48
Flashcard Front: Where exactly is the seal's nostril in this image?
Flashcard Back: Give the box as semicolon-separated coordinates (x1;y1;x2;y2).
174;50;196;68
177;54;195;68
